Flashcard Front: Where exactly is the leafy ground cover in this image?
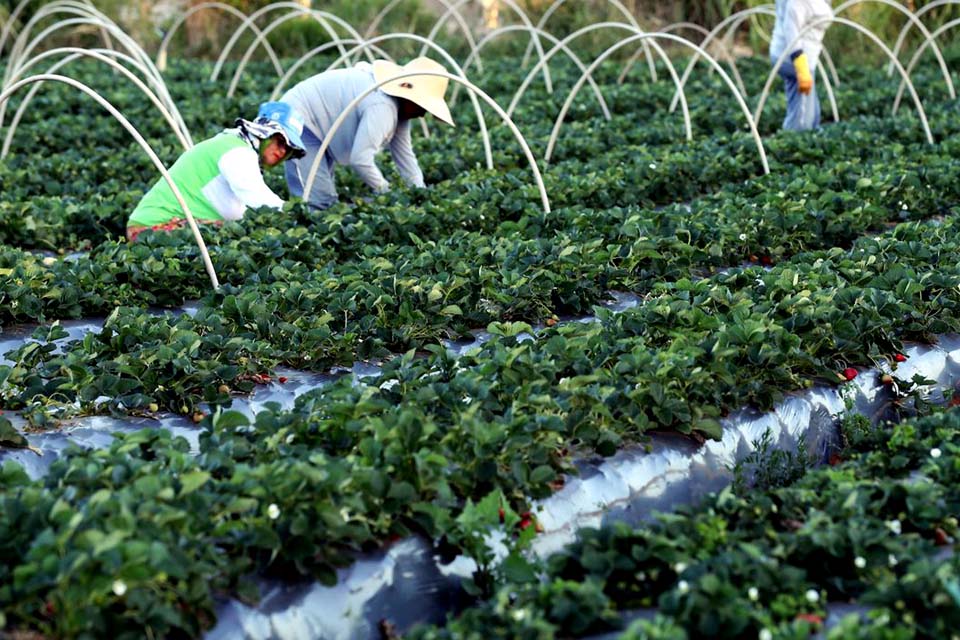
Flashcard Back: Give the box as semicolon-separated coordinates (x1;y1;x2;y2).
406;402;960;639
1;49;959;636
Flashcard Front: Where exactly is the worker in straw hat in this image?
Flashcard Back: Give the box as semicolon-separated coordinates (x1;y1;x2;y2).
126;101;307;241
279;57;453;210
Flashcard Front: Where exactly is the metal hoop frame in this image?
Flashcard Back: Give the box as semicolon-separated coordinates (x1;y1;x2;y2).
0;74;220;289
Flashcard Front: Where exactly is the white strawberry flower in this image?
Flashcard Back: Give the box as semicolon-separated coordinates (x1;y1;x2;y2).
677;580;689;595
267;503;280;520
854;556;866;569
112;580;127;596
886;519;902;535
748;586;759;601
759;629;773;640
930;447;942;459
805;589;820;603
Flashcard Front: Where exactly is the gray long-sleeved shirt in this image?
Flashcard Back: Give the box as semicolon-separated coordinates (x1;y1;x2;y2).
280;63;424;193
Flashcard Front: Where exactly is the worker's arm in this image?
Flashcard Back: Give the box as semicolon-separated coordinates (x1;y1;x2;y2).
218;146;284;220
389;119;426;188
348;103;395;193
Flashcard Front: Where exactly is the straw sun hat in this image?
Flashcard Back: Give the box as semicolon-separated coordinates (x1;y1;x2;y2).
373;57;455;127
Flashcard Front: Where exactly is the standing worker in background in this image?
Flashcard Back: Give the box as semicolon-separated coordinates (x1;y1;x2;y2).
770;0;833;131
126;102;306;241
279;57;454;210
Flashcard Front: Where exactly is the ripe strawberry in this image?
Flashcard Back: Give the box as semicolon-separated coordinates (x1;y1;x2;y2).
894;353;907;362
519;517;533;530
760;255;773;266
278;376;289;384
880;374;894;386
934;527;950;546
842;367;858;381
498;508;505;524
795;613;823;626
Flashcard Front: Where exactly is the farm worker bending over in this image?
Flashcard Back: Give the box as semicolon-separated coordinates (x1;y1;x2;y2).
770;0;833;131
279;57;454;210
126;101;307;241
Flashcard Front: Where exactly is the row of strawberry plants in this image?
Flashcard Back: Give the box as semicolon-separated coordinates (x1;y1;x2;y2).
2;210;960;636
2;104;957;338
406;404;960;639
3;143;957;425
1;55;953;251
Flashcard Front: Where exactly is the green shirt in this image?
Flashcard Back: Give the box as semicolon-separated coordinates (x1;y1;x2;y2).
128;132;278;227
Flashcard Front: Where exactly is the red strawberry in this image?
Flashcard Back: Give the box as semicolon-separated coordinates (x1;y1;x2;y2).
842;368;858;381
519;518;533;530
498;508;505;524
760;255;773;266
278;376;288;384
934;527;950;546
880;374;894;386
894;353;907;362
795;613;823;626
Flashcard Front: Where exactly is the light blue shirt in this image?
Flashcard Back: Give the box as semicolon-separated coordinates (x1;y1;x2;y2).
280;63;424;193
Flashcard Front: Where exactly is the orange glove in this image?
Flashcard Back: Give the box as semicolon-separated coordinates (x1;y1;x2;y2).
793;52;813;95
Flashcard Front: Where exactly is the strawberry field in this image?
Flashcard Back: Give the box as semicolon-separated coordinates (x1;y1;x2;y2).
2;3;960;638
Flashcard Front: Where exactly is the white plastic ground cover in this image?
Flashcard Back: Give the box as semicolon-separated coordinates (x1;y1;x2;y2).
2;306;959;639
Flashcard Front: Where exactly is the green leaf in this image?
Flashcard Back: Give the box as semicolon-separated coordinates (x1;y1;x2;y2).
0;417;29;449
178;471;211;496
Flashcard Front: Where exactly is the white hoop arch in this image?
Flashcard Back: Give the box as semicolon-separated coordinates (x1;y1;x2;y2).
1;48;193;156
830;0;956;100
155;2;283;76
889;0;960;75
1;13;187;137
521;0;658;83
226;10;376;99
268;38;396;101
0;0;97;56
210;3;361;82
545;32;769;176
662;6;837;115
893;17;960;115
297;34;495;171
658;21;712;39
754;17;933;145
506;22;689;124
453;25;611;120
363;0;482;71
658;6;838;125
302;70;550;214
3;4;166;94
833;0;955;100
422;0;553;94
0;74;220;289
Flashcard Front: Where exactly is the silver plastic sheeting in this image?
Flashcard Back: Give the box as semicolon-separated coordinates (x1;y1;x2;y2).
4;306;960;640
0;318;105;367
208;538;469;640
532;336;960;556
0;413;201;480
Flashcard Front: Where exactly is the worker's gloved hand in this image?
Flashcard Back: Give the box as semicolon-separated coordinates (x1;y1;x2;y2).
792;52;814;95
